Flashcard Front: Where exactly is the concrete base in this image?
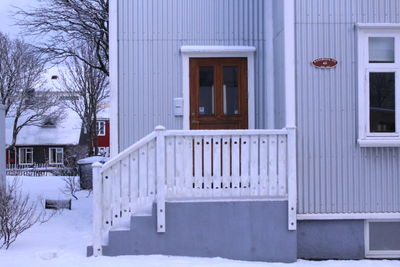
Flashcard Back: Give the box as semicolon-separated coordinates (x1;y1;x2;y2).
88;201;296;262
297;220;365;260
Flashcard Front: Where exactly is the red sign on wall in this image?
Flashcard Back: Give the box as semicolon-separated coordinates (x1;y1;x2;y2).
312;58;338;68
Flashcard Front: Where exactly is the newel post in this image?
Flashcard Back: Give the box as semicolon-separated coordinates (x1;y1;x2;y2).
287;127;297;231
0;104;5;191
92;162;103;256
155;125;166;233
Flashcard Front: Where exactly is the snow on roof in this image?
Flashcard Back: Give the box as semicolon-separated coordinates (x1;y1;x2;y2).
5;108;82;146
97;104;110;120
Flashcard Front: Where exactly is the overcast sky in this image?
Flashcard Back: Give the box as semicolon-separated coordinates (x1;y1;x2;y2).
0;0;38;37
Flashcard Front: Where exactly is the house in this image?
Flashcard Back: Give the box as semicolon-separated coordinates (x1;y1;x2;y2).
5;108;84;168
95;105;111;157
89;0;400;262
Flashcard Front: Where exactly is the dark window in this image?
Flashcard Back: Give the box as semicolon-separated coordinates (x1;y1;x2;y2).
369;72;396;132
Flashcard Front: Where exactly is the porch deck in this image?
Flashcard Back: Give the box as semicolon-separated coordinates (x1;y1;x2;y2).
92;126;297;256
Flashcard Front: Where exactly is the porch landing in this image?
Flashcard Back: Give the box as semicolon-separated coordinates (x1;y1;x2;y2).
88;200;296;262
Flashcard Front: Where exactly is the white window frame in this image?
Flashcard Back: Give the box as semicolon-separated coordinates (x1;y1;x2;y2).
19;147;33;165
365;219;400;258
357;24;400;147
96;121;106;136
49;147;64;165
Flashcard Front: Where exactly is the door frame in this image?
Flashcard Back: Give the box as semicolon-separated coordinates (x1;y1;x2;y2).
181;46;256;130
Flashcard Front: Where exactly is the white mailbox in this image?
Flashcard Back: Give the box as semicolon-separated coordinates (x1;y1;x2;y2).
173;98;184;116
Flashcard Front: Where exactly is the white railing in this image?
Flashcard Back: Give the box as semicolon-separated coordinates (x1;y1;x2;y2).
92;126;296;256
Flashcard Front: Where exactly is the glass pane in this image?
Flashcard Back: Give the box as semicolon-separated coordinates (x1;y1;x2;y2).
369;37;395;63
369;72;395;133
199;66;214;115
223;66;239;115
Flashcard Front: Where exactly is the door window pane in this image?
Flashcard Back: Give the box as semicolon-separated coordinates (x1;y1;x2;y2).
369;72;395;132
199;66;214;115
369;37;395;63
223;66;239;115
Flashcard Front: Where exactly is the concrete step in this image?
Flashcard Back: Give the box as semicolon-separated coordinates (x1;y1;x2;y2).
93;200;296;262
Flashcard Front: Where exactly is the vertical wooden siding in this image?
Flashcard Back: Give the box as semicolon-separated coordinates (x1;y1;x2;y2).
117;0;275;150
296;0;400;214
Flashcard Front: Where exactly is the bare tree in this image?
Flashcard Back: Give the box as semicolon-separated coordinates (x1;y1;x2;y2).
15;0;109;76
59;44;109;156
0;178;57;249
0;32;63;150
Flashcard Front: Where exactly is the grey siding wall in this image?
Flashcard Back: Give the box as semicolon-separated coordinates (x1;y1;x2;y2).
117;0;276;150
272;0;285;129
296;0;400;214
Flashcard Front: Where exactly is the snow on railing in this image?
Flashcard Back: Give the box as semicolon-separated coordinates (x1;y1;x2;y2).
92;126;296;256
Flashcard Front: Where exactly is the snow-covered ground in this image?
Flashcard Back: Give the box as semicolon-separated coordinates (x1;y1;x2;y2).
0;176;399;267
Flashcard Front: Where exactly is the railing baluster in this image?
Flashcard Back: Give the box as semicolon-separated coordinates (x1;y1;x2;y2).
111;163;121;225
183;137;193;196
240;136;250;196
250;135;259;196
212;136;222;197
129;151;139;212
203;136;213;197
166;137;176;197
148;140;156;201
139;145;148;201
278;135;287;196
259;136;269;196
120;157;130;216
268;135;278;196
193;137;203;197
231;136;240;197
221;136;231;196
175;136;185;196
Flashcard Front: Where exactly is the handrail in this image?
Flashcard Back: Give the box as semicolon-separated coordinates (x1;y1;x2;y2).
164;128;288;137
101;131;157;171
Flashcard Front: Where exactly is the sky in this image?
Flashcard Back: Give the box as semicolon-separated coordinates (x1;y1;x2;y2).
0;0;38;38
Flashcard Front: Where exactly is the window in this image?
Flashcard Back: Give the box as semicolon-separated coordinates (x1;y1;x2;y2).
49;147;64;165
357;25;400;146
365;220;400;258
19;147;33;165
96;121;106;136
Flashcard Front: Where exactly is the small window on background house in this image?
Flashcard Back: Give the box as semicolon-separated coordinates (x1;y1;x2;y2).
357;26;400;146
49;147;63;164
96;121;106;136
19;147;33;165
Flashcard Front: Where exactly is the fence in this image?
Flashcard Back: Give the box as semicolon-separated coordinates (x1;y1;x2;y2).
6;163;75;176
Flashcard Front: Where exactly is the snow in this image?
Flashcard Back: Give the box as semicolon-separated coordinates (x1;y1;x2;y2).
5;110;82;146
1;176;399;267
77;156;108;165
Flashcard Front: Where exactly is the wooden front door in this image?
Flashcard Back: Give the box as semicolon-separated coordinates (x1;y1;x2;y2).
190;58;248;129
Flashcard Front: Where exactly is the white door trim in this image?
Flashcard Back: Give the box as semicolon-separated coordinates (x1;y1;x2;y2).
180;46;256;130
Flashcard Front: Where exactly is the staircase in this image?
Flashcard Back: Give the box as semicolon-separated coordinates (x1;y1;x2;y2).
91;126;297;258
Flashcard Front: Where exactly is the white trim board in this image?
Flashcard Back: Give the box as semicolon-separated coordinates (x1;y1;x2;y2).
109;0;119;156
180;46;256;130
298;213;400;220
